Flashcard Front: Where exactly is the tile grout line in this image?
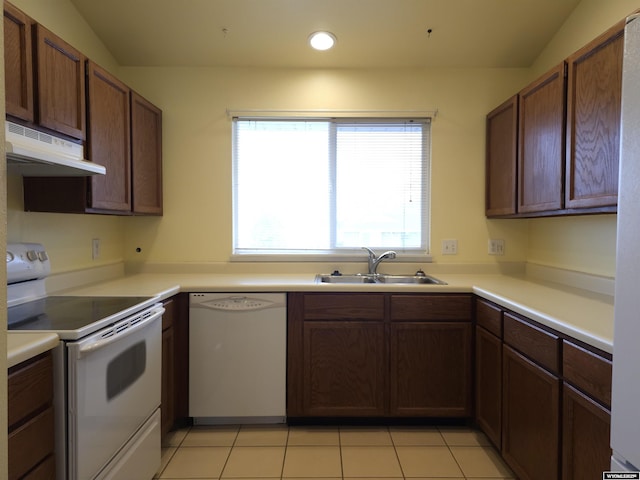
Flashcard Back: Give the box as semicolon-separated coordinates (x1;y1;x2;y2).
156;426;192;479
280;425;290;480
215;424;239;480
388;425;408;480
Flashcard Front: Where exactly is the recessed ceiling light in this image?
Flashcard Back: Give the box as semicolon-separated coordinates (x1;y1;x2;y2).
309;31;336;51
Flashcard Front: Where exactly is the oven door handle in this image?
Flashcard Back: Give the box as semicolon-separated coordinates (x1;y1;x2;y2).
76;306;164;357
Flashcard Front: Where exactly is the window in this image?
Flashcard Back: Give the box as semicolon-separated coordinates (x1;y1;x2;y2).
232;117;431;257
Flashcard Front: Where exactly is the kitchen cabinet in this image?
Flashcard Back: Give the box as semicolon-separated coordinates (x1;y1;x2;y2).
290;293;386;417
87;61;132;212
473;300;614;480
131;92;163;215
501;313;561;480
3;1;86;140
161;296;176;437
8;351;56;480
161;294;190;436
565;21;624;210
4;1;34;122
22;68;163;215
287;292;473;418
561;340;612;480
174;293;190;424
486;16;625;218
34;24;86;140
389;294;472;417
485;95;518;216
518;63;566;214
474;299;503;448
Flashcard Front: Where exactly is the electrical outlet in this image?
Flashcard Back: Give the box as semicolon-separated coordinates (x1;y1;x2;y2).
92;238;100;260
442;239;458;255
488;238;505;255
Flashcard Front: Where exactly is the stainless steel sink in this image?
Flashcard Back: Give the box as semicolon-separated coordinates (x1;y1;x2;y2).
315;273;447;285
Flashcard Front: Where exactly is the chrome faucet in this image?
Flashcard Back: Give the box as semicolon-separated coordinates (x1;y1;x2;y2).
362;247;397;275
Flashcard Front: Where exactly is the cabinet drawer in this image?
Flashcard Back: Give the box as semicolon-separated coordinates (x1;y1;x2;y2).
504;313;560;374
563;340;612;408
303;294;385;320
8;352;53;429
8;406;55;480
22;454;55;480
390;295;472;321
476;299;502;337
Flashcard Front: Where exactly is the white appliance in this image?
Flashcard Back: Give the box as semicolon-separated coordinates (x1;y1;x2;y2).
5;120;106;176
189;293;287;424
611;13;640;475
7;243;163;480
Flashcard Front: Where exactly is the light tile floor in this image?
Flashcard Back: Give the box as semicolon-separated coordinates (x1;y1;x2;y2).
155;424;516;479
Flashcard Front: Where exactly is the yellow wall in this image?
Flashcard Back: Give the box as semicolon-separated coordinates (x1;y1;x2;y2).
5;0;635;277
522;0;638;277
7;0;125;274
119;66;530;269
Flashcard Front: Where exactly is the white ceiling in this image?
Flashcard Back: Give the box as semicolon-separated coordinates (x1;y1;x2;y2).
68;0;582;68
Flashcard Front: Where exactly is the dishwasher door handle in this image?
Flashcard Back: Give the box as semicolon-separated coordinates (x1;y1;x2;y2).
192;296;285;312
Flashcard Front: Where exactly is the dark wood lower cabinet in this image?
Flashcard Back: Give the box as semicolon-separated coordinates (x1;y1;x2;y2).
8;352;56;480
475;325;502;448
502;345;560;480
302;321;387;416
390;322;471;416
161;294;190;437
562;383;611;480
287;292;473;418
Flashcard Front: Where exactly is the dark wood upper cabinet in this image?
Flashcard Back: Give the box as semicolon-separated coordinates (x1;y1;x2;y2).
518;63;566;214
4;1;34;122
131;92;163;215
487;15;626;218
87;61;132;212
34;24;86;140
486;95;518;217
565;21;624;209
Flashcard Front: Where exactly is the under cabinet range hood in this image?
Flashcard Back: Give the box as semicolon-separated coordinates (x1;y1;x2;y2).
5;121;106;176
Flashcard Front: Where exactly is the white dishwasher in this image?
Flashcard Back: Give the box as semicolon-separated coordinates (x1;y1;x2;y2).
189;293;287;424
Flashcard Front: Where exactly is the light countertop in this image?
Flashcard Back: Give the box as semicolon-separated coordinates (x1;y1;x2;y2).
7;332;60;369
57;271;614;354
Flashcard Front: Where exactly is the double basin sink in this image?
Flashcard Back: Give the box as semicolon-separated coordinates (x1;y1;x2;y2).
315;272;447;285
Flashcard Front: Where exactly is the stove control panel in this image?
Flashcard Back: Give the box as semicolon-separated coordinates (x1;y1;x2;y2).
7;243;51;284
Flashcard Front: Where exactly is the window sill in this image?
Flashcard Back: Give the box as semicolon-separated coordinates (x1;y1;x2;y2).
230;253;433;263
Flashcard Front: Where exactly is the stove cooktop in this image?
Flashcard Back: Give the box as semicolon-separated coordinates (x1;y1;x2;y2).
8;296;156;340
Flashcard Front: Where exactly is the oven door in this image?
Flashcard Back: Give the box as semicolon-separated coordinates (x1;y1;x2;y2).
66;304;163;480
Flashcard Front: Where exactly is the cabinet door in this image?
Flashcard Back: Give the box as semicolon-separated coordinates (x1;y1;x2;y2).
518;63;566;213
502;345;560;480
475;325;502;448
87;61;132;212
565;21;624;209
562;383;611;480
161;325;175;437
161;297;178;436
34;24;86;140
303;321;386;416
486;95;518;216
131;92;163;215
390;322;472;417
4;1;33;122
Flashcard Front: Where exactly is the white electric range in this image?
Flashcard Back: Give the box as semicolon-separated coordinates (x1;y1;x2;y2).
7;242;164;480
